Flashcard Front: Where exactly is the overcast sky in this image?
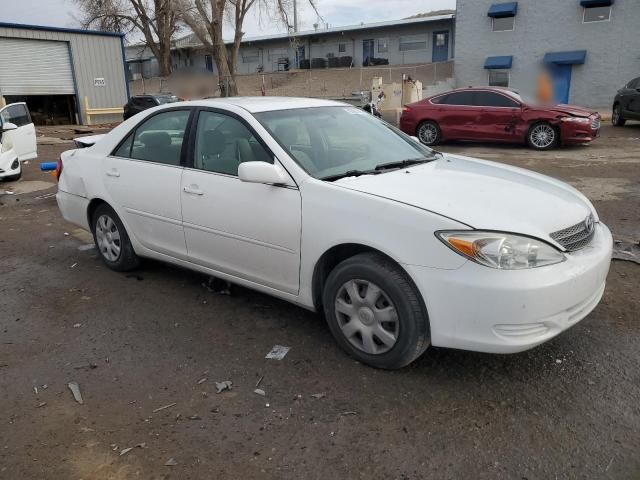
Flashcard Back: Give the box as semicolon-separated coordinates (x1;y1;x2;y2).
1;0;455;41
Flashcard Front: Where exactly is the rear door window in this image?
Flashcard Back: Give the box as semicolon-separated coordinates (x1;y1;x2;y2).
441;92;473;106
473;91;519;108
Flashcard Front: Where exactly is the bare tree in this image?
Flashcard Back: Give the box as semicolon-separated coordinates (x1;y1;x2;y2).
179;0;319;96
75;0;180;77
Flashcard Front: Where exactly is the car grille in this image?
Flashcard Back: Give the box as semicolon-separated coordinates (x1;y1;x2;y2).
591;117;601;130
550;215;596;251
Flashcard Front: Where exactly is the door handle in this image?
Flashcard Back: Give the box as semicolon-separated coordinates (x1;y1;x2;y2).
106;169;120;177
183;185;204;196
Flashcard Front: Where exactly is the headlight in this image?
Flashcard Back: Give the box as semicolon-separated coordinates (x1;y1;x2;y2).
437;231;565;269
560;116;590;123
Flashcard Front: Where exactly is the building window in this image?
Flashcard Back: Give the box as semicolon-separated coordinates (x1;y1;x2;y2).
338;43;346;53
492;16;515;31
399;36;427;51
434;33;446;47
583;6;611;22
377;39;388;53
488;70;510;87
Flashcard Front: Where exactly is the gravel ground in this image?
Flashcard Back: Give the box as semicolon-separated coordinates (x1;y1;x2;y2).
0;123;639;479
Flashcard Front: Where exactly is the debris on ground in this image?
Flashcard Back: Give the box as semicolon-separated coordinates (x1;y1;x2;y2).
37;402;47;408
255;375;264;388
73;362;97;370
67;382;84;404
197;377;207;385
188;415;201;420
152;402;177;413
201;276;231;295
254;388;266;396
77;244;95;251
33;386;38;395
119;447;134;456
119;443;146;456
165;458;178;466
311;393;326;399
265;345;290;360
215;381;233;393
70;263;78;268
612;238;640;265
73;323;81;328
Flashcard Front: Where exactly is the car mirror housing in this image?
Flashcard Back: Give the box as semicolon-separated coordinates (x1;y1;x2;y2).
2;122;18;132
238;161;288;185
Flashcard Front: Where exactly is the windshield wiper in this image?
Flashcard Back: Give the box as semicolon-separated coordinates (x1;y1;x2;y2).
321;169;380;182
374;157;435;171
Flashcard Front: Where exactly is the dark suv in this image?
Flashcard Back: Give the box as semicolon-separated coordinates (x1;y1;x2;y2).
612;77;640;126
123;94;179;120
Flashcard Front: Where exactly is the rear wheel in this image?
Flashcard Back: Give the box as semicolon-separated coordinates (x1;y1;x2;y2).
416;121;441;146
612;105;626;127
527;122;558;150
92;204;140;271
322;252;430;369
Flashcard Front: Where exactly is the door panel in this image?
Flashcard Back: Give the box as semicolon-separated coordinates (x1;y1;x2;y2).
0;103;37;160
472;92;521;142
181;109;302;294
181;171;302;294
432;31;449;62
437;91;476;139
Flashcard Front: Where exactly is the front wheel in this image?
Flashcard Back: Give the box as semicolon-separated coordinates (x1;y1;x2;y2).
92;204;141;271
612;105;626;127
322;252;430;369
416;121;441;146
527;122;558;150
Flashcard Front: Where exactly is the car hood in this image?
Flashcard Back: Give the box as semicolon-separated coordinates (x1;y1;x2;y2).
334;155;595;244
535;104;596;118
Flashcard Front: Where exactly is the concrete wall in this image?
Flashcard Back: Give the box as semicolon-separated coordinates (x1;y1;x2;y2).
0;25;128;124
454;0;640;108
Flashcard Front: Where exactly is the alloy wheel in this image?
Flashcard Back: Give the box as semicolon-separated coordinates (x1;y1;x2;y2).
334;279;399;355
418;123;438;145
530;124;556;149
95;214;122;262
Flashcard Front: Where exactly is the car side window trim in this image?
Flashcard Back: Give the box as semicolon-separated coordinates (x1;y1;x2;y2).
109;107;196;167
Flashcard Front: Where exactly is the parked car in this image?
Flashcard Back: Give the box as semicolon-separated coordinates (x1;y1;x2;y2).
56;98;612;369
612;76;640;126
123;94;179;120
0;102;37;181
400;87;601;150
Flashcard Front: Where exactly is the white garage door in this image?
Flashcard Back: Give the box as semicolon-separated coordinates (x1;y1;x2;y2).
0;38;75;96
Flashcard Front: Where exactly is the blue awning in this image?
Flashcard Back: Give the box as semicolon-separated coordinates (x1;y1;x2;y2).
487;2;518;18
484;56;513;69
544;50;587;65
580;0;613;7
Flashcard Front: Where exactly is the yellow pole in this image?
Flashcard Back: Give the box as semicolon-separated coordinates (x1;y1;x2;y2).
84;96;91;126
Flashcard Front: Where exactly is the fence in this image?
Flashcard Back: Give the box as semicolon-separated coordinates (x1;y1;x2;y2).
129;61;455;100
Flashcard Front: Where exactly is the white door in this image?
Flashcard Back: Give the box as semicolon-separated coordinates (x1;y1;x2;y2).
0;103;37;161
104;109;191;259
181;110;302;294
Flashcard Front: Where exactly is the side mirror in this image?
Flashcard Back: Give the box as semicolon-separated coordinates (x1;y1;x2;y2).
238;161;288;185
410;135;421;143
2;122;17;132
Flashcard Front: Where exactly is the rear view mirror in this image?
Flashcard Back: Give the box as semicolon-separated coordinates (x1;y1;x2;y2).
2;122;17;132
238;161;288;185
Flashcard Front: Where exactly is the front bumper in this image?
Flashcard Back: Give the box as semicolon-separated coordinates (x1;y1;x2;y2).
0;151;20;178
560;115;601;144
406;222;612;353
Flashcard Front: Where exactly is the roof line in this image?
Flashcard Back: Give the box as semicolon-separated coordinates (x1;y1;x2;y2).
0;21;124;38
172;13;455;48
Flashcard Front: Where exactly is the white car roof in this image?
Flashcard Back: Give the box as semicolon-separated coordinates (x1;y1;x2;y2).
182;96;348;113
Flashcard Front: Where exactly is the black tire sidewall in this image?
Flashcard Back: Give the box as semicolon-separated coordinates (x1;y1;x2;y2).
612;106;625;127
417;121;441;146
92;204;139;271
322;254;429;369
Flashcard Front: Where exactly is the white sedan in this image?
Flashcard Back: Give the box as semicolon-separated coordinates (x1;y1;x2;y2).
56;98;612;369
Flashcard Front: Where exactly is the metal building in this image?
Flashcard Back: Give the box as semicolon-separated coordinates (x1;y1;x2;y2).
0;22;129;125
454;0;640;108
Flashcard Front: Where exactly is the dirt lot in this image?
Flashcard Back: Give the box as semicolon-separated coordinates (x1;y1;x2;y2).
1;123;639;479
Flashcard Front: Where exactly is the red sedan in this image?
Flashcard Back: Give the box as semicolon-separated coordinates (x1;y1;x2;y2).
399;87;601;150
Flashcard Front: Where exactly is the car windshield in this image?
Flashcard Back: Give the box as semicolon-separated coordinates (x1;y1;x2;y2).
255;106;436;180
156;96;178;104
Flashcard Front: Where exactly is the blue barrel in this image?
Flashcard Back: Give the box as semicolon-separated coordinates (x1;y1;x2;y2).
40;162;58;172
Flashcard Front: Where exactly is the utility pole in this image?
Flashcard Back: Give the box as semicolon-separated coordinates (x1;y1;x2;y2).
293;0;298;33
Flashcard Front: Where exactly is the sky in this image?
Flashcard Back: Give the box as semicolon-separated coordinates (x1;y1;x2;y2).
1;0;456;41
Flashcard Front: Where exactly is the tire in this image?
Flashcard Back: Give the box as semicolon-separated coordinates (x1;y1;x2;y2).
527;121;559;150
322;252;430;369
91;203;141;272
612;104;626;127
416;121;441;146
